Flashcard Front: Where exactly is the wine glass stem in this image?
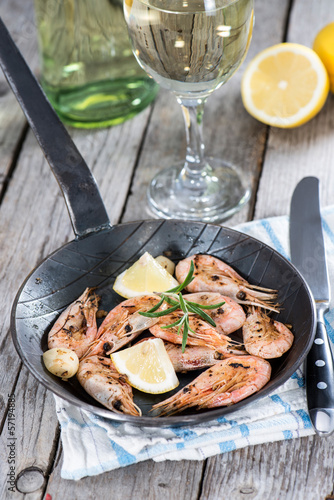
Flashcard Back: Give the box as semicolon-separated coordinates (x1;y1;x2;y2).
178;98;209;190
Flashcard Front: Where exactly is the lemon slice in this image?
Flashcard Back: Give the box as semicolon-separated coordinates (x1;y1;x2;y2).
113;252;179;298
241;43;329;128
111;338;179;394
313;22;334;93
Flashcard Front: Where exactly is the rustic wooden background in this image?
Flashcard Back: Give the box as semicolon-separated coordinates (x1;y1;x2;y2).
0;0;334;498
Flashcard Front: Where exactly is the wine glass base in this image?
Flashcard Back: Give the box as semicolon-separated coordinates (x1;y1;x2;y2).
147;158;250;223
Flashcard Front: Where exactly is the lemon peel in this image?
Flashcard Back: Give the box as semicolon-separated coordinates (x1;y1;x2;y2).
111;338;179;394
113;252;179;299
241;43;329;128
313;22;334;93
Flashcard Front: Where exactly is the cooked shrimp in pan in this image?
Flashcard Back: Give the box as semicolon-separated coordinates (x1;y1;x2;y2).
77;355;141;416
151;355;271;416
86;295;167;357
243;308;294;359
175;254;278;312
184;292;246;334
48;288;99;359
150;312;245;355
163;341;225;372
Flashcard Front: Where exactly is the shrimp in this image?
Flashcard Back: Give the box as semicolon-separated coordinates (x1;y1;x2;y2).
150;311;245;355
77;355;141;416
86;295;167;357
184;292;246;334
243;308;294;359
48;288;99;359
164;341;226;372
175;254;278;312
151;355;271;416
133;337;226;371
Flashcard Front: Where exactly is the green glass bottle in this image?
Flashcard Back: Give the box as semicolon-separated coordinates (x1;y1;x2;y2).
34;0;158;128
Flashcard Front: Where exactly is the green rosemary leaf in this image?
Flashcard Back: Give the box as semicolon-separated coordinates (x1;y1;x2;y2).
166;260;195;293
186;303;216;327
163;295;179;306
178;292;188;314
139;303;179;318
186;300;225;310
177;315;186;335
137;260;224;347
161;317;183;329
182;318;189;352
142;296;165;314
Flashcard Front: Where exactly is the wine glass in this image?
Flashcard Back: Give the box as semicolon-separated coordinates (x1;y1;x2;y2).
124;0;254;222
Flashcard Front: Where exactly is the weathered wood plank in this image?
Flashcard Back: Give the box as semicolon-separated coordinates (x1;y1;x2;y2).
46;456;205;500
255;0;334;219
0;0;38;191
0;367;59;499
200;436;334;499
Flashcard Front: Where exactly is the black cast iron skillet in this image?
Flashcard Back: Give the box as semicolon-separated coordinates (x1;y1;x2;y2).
1;18;316;426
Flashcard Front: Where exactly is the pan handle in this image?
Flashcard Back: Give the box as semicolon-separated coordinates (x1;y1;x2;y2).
0;18;111;238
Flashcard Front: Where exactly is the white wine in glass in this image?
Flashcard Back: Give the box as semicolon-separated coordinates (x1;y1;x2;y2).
124;0;254;221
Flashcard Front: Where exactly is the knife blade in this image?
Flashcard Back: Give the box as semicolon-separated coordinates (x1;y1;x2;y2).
290;176;334;436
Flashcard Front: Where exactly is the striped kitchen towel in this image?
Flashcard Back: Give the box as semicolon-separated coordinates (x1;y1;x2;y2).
55;206;334;480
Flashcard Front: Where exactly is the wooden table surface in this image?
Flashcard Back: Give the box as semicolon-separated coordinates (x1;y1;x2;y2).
1;0;334;498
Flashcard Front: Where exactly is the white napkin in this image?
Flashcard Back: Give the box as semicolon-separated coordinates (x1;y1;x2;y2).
55;206;334;480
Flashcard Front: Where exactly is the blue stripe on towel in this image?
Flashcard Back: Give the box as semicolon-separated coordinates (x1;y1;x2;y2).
260;220;288;258
219;440;236;453
176;442;185;450
325;315;334;344
291;371;305;388
172;428;198;440
239;424;250;437
296;409;313;428
270;394;291;412
322;218;334;244
111;441;136;466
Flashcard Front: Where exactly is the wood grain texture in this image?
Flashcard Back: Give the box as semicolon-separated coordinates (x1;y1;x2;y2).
200;436;334;499
0;0;38;191
254;0;334;219
0;367;59;499
46;457;205;500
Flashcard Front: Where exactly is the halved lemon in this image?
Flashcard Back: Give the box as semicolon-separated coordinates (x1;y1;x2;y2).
313;22;334;93
241;43;329;128
113;252;179;298
111;338;179;394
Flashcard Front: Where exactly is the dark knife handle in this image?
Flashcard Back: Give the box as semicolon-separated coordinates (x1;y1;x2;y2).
306;305;334;436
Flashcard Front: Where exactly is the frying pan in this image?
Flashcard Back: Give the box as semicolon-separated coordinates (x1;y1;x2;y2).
1;18;316;426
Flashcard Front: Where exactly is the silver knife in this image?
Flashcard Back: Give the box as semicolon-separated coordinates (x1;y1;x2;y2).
290;176;334;436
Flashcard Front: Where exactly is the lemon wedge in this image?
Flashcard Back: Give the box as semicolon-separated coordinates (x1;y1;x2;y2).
313;22;334;93
111;338;179;394
241;43;329;128
113;252;179;298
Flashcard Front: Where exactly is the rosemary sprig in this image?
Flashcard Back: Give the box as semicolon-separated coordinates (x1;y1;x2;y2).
139;260;225;352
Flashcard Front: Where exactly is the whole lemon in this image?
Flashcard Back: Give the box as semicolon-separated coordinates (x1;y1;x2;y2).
313;22;334;93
